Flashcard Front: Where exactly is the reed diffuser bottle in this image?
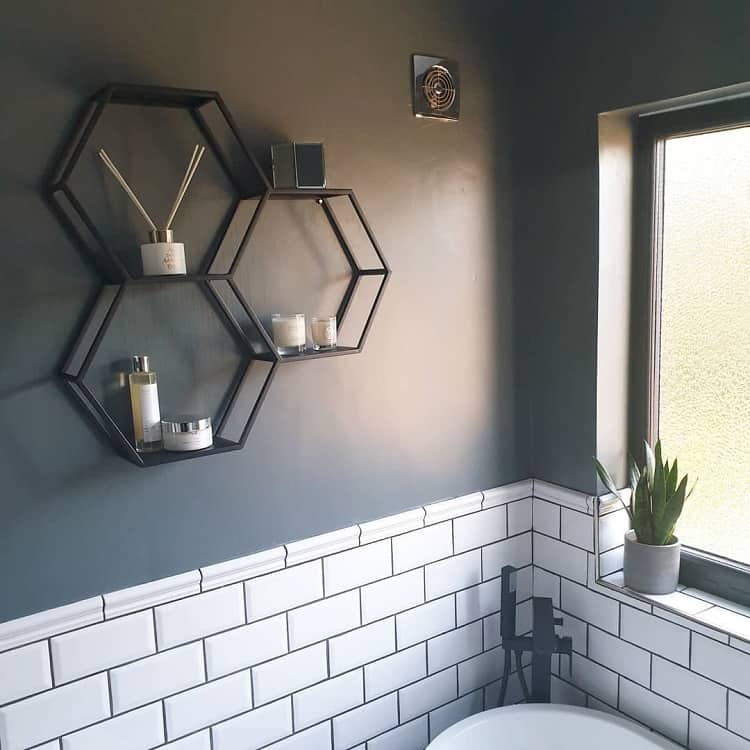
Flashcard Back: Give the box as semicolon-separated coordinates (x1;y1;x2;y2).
128;355;162;452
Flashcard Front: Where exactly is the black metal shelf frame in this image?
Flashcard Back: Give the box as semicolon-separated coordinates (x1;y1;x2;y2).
47;84;390;467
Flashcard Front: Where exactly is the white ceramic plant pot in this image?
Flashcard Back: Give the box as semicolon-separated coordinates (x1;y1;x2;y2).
623;530;681;594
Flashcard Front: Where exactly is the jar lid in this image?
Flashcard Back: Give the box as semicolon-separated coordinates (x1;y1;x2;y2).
161;415;212;433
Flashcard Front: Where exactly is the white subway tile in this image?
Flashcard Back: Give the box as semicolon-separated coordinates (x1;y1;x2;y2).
359;509;424;545
0;597;103;653
392;523;453;573
560;508;594;551
399;667;457;722
482;481;533;508
0;674;109;750
361;569;424;624
690;714;749;750
731;636;750;653
534;481;591;512
245;562;322;622
267;722;331;750
158;732;211;750
288;590;360;649
483;613;502;650
286;526;359;566
454;507;507;553
110;641;204;714
619;678;688;747
105;572;200;619
156;585;244;650
201;547;286;591
533;567;560;607
516;598;534;634
652;656;726;724
61;703;163;750
323;540;391;596
294;669;363;729
644;590;713;616
691;634;750;696
534;533;588;583
621;604;690;666
729;692;750;741
428;621;482;674
532;498;560;537
456;577;502;626
425;549;482;600
205;614;287;679
550;676;586;707
329;618;395;676
0;642;52;704
598;507;630;552
482;533;532;580
428;690;483;740
212;698;292;750
507;498;533;535
424;493;483;525
561;579;619;634
457;647;503;695
696;605;750;641
333;693;397;749
165;671;251;739
396;596;455;649
571;654;617;706
588;627;650;687
25;742;59;750
599;546;624;577
369;716;428;750
592;572;651;612
487;666;531;706
252;643;327;705
654;606;729;643
516;564;533;600
364;644;426;700
51;610;155;684
556;608;587;654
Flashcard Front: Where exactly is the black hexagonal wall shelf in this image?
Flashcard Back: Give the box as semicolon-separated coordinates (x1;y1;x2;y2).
48;84;389;466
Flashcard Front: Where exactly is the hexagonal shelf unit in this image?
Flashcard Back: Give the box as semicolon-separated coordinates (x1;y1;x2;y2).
48;84;390;466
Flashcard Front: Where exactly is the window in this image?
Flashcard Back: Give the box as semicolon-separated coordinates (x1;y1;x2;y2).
636;99;750;602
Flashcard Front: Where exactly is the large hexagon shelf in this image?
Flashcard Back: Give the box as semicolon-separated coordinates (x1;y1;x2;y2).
48;84;390;466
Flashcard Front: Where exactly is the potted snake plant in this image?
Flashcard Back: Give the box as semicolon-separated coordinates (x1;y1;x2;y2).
594;441;695;595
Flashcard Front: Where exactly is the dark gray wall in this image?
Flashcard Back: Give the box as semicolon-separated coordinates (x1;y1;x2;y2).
512;0;750;493
0;0;521;621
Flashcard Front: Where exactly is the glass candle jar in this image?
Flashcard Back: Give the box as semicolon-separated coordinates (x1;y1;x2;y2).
311;316;337;351
271;313;306;355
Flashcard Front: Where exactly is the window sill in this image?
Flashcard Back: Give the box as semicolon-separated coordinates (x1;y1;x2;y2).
598;569;750;646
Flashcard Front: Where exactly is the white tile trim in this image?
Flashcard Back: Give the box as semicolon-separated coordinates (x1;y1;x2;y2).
0;597;103;652
104;572;201;620
424;493;483;525
286;526;360;567
359;509;424;545
533;480;593;513
201;547;286;591
481;480;533;508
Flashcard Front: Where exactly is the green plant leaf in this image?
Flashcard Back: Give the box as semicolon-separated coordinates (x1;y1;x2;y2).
651;440;668;542
666;459;678;500
627;455;641;494
644;440;656;492
594;457;633;521
633;470;653;544
660;475;688;545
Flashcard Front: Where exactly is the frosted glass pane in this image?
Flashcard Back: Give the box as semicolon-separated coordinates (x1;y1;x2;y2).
660;126;750;565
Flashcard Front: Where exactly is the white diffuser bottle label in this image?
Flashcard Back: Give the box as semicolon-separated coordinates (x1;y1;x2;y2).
139;384;162;442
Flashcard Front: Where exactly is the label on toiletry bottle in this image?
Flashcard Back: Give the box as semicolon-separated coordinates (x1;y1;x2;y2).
139;384;162;442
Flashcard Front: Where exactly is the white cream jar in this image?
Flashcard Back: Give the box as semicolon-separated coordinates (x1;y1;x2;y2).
161;415;213;451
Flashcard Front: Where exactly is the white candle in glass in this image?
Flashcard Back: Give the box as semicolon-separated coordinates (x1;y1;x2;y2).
311;316;337;350
271;313;306;355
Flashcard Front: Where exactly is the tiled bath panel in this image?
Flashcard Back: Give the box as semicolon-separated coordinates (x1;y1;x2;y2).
532;480;750;750
0;482;534;750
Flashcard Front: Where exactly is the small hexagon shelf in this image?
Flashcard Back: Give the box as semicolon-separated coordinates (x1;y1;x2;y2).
48;84;390;466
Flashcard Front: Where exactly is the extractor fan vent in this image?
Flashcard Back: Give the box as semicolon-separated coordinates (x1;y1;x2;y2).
412;54;459;121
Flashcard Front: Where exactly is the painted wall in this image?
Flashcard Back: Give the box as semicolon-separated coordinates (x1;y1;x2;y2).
512;0;750;492
0;0;521;621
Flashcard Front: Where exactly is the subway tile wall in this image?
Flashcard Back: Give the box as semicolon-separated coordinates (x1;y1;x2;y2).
0;482;534;750
533;482;750;749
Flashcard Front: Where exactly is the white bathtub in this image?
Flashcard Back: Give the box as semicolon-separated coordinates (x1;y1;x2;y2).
426;704;680;749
